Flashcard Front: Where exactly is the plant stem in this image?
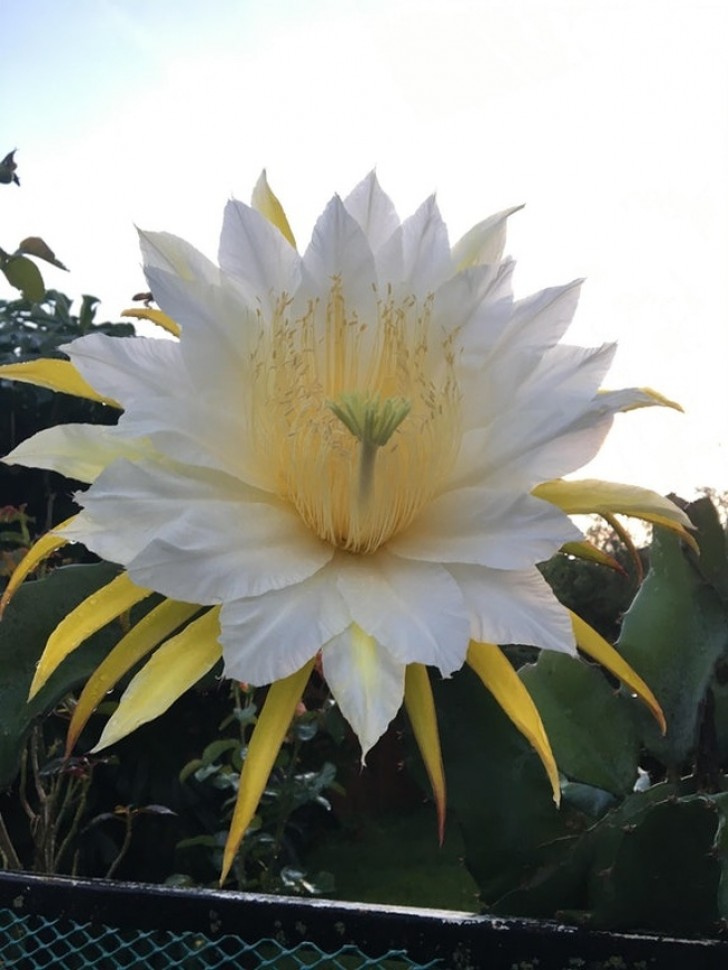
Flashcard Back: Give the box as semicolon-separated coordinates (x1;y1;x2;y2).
0;810;22;870
55;776;90;872
105;815;134;879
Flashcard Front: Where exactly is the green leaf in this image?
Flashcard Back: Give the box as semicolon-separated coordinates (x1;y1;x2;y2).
520;651;640;796
0;562;122;790
200;738;241;766
17;237;68;271
617;527;728;767
2;255;45;302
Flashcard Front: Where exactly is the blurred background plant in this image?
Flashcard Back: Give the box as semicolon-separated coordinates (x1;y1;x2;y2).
0;290;134;536
170;681;341;895
1;149;69;305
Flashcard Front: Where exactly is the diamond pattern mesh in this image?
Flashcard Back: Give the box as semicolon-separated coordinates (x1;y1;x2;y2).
0;906;442;969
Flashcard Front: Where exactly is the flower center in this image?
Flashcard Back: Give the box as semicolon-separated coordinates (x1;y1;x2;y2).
250;280;462;554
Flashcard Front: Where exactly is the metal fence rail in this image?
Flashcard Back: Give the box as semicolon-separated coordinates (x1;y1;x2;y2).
2;871;728;969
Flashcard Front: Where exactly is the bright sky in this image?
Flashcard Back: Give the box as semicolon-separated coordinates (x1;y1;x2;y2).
2;0;726;499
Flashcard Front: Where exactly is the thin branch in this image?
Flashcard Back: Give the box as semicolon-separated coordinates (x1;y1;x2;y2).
0;810;22;870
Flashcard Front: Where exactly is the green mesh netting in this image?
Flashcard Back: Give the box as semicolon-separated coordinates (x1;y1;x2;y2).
0;906;442;969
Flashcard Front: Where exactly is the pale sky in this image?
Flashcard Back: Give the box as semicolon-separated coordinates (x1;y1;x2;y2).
2;0;727;498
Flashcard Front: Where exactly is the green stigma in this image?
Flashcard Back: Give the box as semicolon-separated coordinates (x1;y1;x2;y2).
327;392;412;501
328;392;412;447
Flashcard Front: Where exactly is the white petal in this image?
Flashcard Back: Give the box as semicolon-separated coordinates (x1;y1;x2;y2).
139;228;264;402
322;625;405;759
138;229;219;283
509;414;613;485
3;424;156;483
389;489;581;568
432;263;514;343
343;171;401;253
373;219;404;284
512;342;617;410
62;333;184;406
64;302;269;491
479;381;674;489
453;415;615;495
74;460;332;601
448;564;576;654
489;281;583;381
301;194;378;320
400;195;452;294
336;552;469;675
220;567;350;685
115;391;272;492
143;265;256;394
451;205;524;270
218;199;301;312
453;343;619;489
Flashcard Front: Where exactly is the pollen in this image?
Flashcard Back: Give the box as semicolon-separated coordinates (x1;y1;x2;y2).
250;279;462;554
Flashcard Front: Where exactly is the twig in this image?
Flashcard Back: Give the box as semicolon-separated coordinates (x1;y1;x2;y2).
0;809;22;870
105;813;134;880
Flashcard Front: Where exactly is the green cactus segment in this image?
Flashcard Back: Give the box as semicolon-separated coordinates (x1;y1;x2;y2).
587;791;722;931
617;516;728;769
520;652;640;797
434;496;728;935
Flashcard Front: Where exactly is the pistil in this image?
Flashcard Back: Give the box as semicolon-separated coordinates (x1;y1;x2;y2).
327;392;412;503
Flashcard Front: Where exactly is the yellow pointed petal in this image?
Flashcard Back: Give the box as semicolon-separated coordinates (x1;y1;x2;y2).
404;663;446;843
221;658;315;884
29;572;153;699
467;641;560;804
561;540;625;573
0;359;120;407
0;515;76;618
598;386;683;413
66;599;200;754
251;170;297;249
92;607;222;752
570;611;665;734
534;478;697;552
121;307;181;337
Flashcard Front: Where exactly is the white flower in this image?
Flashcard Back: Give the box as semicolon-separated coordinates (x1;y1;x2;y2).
3;171;688;879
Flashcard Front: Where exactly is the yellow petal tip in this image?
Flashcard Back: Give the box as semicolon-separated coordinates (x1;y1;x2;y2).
122;307;181;337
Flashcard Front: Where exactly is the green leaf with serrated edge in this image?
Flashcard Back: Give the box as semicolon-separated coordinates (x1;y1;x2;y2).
0;563;153;789
520;652;640;796
2;255;45;302
617;527;728;767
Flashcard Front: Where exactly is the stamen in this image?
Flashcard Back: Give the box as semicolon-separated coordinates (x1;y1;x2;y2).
250;284;462;554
